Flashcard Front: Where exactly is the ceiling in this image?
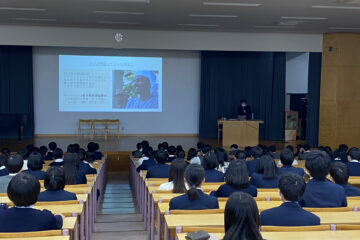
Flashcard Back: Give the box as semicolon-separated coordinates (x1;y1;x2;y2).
0;0;360;33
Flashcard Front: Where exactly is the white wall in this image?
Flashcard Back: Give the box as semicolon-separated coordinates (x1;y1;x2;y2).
286;52;310;94
33;47;200;134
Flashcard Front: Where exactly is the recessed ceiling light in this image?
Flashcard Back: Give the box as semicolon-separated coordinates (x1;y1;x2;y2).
0;7;45;11
312;5;360;9
189;14;237;18
93;10;144;15
12;17;56;21
178;23;219;27
329;27;360;29
203;2;261;7
281;16;327;20
97;20;141;24
255;25;295;29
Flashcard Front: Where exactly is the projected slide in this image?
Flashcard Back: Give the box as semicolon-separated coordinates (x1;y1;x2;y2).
59;55;162;112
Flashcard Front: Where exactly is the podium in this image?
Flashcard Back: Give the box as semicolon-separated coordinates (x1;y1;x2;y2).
218;120;264;148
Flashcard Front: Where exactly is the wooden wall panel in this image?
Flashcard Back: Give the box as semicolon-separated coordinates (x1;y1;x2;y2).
105;151;132;172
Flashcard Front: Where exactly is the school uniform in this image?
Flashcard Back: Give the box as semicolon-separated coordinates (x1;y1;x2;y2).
0;205;63;232
300;179;347;207
0;174;16;193
346;161;360;176
137;158;156;172
46;151;54;160
246;158;259;176
22;169;46;180
189;157;201;165
49;159;64;167
0;166;9;176
229;150;238;156
260;202;320;226
166;155;176;163
146;164;170;178
38;189;78;202
94;151;103;160
342;184;360;197
210;183;257;197
270;152;280;159
75;170;87;184
278;165;305;177
204;169;225;182
249;173;280;189
298;150;310;160
169;189;219;210
78;161;97;175
132;150;142;158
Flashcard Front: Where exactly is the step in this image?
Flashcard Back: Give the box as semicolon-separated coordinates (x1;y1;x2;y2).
92;230;147;240
94;221;145;232
101;202;135;209
102;197;134;203
96;213;143;223
98;208;138;214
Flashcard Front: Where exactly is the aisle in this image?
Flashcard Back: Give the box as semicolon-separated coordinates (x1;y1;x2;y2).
93;173;147;240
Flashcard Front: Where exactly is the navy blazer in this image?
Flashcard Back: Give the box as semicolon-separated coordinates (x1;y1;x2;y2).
250;173;280;188
278;165;305;177
346;162;360;176
45;152;54;160
260;202;320;226
204;169;225;183
0;206;63;232
169;189;219;210
137;158;156;172
166;156;176;163
246;158;259;176
22;170;46;180
78;161;97;175
342;184;360;197
75;171;87;184
210;183;257;197
300;179;347;207
94;151;103;160
0;168;8;177
38;189;77;202
49;161;63;167
146;164;170;178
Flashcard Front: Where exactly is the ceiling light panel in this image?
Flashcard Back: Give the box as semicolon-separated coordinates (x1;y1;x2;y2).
0;7;45;11
281;16;327;20
93;10;144;15
312;5;360;9
178;23;219;27
97;20;140;24
12;18;56;22
189;14;237;18
203;2;261;7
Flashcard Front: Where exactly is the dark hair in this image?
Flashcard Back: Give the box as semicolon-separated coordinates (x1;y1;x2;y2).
339;144;348;152
26;144;34;154
39;146;48;157
333;149;347;162
141;140;150;151
53;148;63;159
176;145;183;152
17;149;29;160
201;144;212;154
157;143;164;150
176;150;185;159
187;148;197;160
0;154;7;167
87;142;96;152
303;144;310;151
295;144;304;156
1;148;11;155
203;152;219;170
330;162;349;185
251;146;263;158
136;143;142;150
268;145;276;153
349;148;360;160
73;143;80;152
169;158;187;193
48;142;57;151
280;149;294;166
63;153;79;185
255;155;278;179
225;160;249;189
7;173;40;207
305;150;330;181
27;151;43;171
155;149;168;164
230;144;238;149
77;148;86;161
67;144;76;153
278;173;306;202
184;164;205;200
286;145;294;152
224;192;262;240
44;166;66;190
162;142;169;150
167;146;176;155
215;148;228;167
85;151;95;163
197;142;204;150
235;150;246;160
5;154;23;173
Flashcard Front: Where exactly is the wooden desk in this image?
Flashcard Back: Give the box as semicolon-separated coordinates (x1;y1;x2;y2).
218;120;263;147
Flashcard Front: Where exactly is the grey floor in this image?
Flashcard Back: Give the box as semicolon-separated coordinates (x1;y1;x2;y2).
93;173;147;240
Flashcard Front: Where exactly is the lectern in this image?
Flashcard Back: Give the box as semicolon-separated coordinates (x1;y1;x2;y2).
218;120;264;148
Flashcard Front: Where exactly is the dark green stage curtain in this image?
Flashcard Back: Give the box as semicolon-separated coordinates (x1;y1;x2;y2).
306;53;322;147
0;46;34;139
199;51;286;141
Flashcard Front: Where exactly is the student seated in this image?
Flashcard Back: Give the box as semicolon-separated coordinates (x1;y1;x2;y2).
176;149;186;159
136;150;156;172
260;173;320;226
78;151;97;175
215;147;229;173
38;167;77;201
93;143;103;160
17;149;29;170
46;141;57;159
158;158;188;192
268;145;280;159
146;150;170;178
346;148;360;176
187;148;201;165
132;142;143;158
0;154;9;176
22;152;46;180
298;144;311;160
0;173;63;232
166;146;176;163
278;149;305;177
246;146;263;176
49;148;64;167
0;154;23;193
250;155;280;188
203;152;225;182
39;146;49;162
136;150;151;168
211;159;257;197
300;151;347;207
64;153;87;185
329;162;360;197
1;148;10;155
223;192;263;240
229;144;239;156
169;164;219;210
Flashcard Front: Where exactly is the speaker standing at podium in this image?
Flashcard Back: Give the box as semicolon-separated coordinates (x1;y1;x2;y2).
237;99;252;120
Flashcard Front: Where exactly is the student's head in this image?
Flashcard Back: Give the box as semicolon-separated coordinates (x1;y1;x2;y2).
176;145;183;152
48;141;57;151
201;144;212;155
203;152;219;170
339;144;349;153
5;154;23;174
286;145;294;152
162;142;169;150
167;146;176;155
333;149;347;162
53;148;63;159
26;144;34;154
329;162;349;185
304;150;330;181
225;160;249;189
215;147;228;167
8;173;40;207
251;146;263;158
39;146;48;157
141;140;150;151
85;151;95;163
169;158;187;193
176;150;185;159
44;166;66;191
224;192;262;240
94;143;99;151
230;144;238;150
157;143;164;150
278;173;306;202
268;145;276;153
303;144;310;151
155;149;167;164
17;149;29;160
184;164;205;200
77;148;86;161
0;154;7;167
136;142;142;150
27;151;43;171
67;144;76;153
187;148;197;160
240;99;247;107
196;142;204;150
280;149;294;166
1;147;10;155
87;142;96;152
235;150;246;161
63;153;79;185
348;148;360;161
255;155;278;179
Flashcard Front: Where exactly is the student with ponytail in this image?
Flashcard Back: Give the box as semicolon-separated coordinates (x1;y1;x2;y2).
169;164;219;210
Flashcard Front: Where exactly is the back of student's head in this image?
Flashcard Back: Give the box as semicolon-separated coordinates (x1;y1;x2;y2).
349;148;360;160
39;146;48;157
278;173;306;202
85;151;95;163
225;160;249;189
167;146;176;155
215;147;228;167
169;158;187;193
187;148;197;160
251;146;263;158
27;151;43;171
8;173;40;207
176;150;185;159
87;142;96;152
0;154;7;167
224;192;262;240
235;150;246;161
305;150;330;181
53;148;63;159
185;164;205;200
157;143;164;150
162;142;169;150
303;144;310;151
67;144;76;153
48;141;57;151
44;166;66;191
329;162;349;185
155;149;167;164
136;142;142;150
176;145;183;152
339;144;348;153
1;147;11;155
255;155;278;179
141;140;150;151
230;144;238;150
5;154;23;174
63;153;79;185
280;149;294;166
286;145;294;153
17;149;29;160
333;149;347;162
203;152;218;170
197;142;204;150
268;145;276;153
77;148;86;161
